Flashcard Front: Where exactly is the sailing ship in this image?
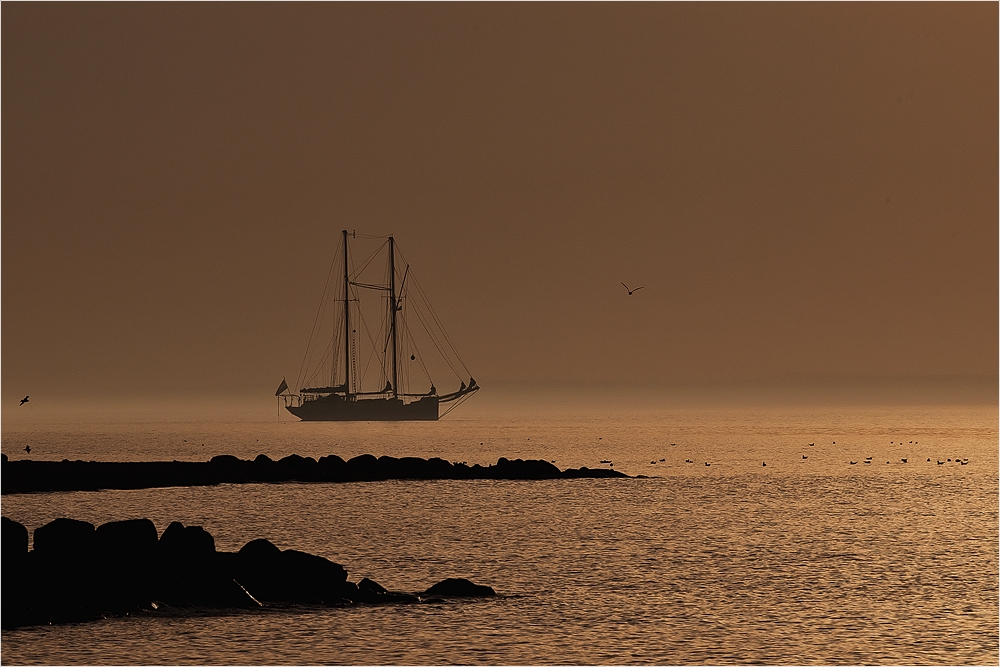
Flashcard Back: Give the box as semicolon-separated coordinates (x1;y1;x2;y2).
278;230;479;421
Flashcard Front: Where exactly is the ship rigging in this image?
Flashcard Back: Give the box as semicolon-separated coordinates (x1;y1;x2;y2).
279;230;478;420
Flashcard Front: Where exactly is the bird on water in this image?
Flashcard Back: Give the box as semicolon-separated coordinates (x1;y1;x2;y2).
621;282;644;295
19;395;29;406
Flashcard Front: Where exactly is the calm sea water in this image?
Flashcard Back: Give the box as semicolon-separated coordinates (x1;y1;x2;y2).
1;403;997;664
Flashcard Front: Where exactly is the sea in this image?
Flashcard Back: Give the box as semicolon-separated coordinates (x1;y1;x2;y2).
1;392;997;665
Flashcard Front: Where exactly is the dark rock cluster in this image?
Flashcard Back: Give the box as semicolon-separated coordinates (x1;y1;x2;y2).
1;516;494;629
2;453;627;494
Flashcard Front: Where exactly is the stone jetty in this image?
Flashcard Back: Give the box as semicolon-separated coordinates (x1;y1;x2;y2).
1;453;627;494
1;516;495;629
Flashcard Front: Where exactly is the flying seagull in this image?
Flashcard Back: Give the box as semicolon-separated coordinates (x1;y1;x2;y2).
621;282;644;296
19;395;29;406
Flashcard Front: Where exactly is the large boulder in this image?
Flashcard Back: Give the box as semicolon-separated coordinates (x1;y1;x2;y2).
33;518;96;558
281;549;349;603
28;518;100;624
2;516;29;560
2;518;30;625
346;454;380;480
96;518;158;556
232;539;349;605
317;455;346;481
422;578;496;597
94;519;159;612
275;454;319;482
156;522;258;609
159;521;215;559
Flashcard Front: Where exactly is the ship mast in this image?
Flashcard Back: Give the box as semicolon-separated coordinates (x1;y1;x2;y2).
342;229;351;396
389;235;399;398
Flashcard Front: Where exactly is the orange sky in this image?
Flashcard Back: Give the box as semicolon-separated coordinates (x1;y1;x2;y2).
3;3;996;402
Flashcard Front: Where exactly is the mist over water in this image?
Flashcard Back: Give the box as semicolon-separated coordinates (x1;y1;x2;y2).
2;388;996;665
3;2;995;663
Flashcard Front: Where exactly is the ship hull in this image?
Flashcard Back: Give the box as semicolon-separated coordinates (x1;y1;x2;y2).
286;394;439;421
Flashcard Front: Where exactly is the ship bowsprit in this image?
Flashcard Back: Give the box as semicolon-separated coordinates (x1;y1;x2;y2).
278;230;479;421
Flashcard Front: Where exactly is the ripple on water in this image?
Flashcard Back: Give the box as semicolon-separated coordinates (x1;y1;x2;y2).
1;407;997;664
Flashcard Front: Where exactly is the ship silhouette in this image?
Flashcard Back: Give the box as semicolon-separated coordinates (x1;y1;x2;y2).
279;230;478;420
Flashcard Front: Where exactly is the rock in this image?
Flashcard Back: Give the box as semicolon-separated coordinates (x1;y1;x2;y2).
94;519;159;611
33;518;95;557
2;453;633;492
233;539;284;601
276;454;318;481
350;577;418;604
280;549;349;603
96;518;159;556
2;516;28;558
346;454;380;480
156;522;258;609
233;539;348;605
28;518;101;625
561;466;628;478
159;521;215;559
376;455;402;476
4;517;494;628
422;577;496;597
358;577;388;594
493;457;560;480
2;518;30;625
318;454;346;480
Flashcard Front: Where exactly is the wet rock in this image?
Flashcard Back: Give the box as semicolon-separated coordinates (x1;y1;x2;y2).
33;518;96;557
422;577;496;597
317;455;346;481
359;577;389;594
96;518;159;556
3;516;29;559
346;454;380;480
2;518;30;623
210;454;242;467
561;466;628;478
233;539;348;605
348;576;418;604
276;454;318;481
3;453;633;493
493;457;560;480
156;522;258;609
280;549;350;603
160;521;215;558
27;518;101;625
94;519;159;611
209;455;250;483
3;517;492;628
425;457;455;478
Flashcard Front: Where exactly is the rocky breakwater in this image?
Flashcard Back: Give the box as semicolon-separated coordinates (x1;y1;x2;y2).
1;516;495;629
2;452;627;494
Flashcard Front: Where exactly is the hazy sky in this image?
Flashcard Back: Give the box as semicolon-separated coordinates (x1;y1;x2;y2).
3;3;996;402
